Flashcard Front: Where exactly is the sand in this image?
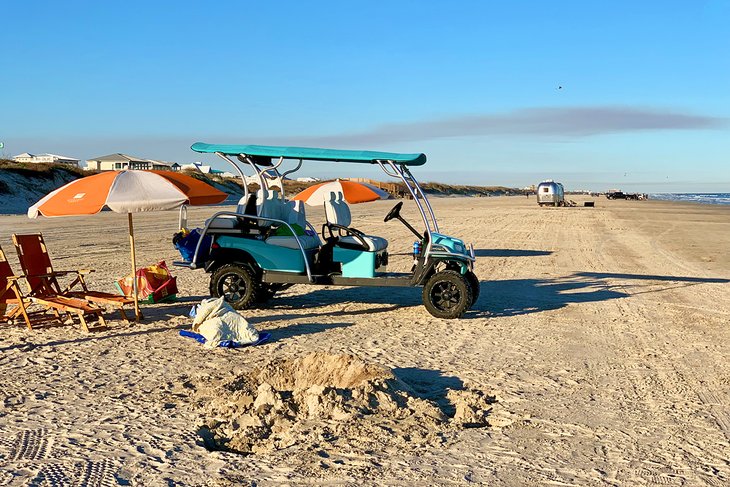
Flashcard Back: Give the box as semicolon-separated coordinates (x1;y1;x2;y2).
0;196;728;485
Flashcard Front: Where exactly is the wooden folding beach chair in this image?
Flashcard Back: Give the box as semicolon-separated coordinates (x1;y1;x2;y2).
0;245;32;329
1;244;105;332
12;233;133;323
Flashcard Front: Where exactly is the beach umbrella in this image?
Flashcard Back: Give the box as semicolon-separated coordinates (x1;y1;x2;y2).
28;170;228;321
292;180;390;206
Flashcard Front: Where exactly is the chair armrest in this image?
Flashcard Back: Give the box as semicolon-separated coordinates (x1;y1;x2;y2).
25;272;61;279
55;269;94;276
324;223;369;249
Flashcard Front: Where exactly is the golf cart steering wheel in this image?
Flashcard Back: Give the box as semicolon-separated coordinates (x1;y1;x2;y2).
384;201;404;222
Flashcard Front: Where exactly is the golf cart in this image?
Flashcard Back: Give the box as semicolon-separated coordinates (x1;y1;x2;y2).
173;143;478;319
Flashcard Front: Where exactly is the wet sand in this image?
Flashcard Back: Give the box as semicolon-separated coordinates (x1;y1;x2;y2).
0;196;728;485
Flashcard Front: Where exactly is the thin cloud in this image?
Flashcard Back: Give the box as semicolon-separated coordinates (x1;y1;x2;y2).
5;106;724;161
269;106;725;146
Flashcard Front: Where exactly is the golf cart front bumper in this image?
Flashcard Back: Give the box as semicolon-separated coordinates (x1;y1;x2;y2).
427;232;475;270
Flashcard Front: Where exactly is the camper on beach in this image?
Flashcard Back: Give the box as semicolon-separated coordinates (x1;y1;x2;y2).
536;180;565;207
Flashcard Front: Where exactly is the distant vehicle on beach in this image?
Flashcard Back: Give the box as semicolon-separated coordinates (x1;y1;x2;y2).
605;190;648;200
536;180;565;207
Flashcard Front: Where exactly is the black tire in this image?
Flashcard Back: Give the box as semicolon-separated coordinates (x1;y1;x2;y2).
422;270;472;319
465;271;480;308
209;263;260;310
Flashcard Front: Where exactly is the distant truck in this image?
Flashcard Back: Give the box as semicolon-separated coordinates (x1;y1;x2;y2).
605;190;648;200
536;180;565;207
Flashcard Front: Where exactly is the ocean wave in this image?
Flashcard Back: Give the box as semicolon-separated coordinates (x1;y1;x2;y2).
649;193;730;205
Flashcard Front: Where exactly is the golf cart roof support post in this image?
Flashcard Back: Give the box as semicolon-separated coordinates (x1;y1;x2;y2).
281;159;303;180
403;166;439;233
240;154;268;196
405;166;439;257
216;152;249;200
190;210;314;283
269;156;284;172
377;161;400;178
279;158;304;199
381;160;433;237
264;157;285;197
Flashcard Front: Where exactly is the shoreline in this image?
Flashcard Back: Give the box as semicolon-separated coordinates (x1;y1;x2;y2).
2;193;729;217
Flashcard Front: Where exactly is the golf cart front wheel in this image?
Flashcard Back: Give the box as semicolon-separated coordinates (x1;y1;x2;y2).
465;270;480;308
209;264;259;310
422;270;472;319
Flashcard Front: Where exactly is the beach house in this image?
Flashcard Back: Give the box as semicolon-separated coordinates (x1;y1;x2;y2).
13;153;80;166
85;153;178;171
181;162;236;179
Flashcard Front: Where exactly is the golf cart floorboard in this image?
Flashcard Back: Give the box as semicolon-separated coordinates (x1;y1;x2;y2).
263;270;415;287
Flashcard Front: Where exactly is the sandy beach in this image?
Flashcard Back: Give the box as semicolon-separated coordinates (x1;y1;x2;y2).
0;195;728;485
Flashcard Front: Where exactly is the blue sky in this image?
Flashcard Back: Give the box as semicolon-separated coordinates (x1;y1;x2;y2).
2;0;728;191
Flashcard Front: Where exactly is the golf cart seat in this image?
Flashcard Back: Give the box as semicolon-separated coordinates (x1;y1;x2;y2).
259;191;321;250
323;193;388;252
205;192;258;230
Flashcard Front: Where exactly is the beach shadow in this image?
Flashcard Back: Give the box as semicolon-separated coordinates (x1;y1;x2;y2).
277;287;422;309
265;321;353;341
393;367;465;417
468;270;728;318
469;277;627;318
258;303;402;322
474;249;553;257
136;295;208;321
0;322;188;352
574;272;729;284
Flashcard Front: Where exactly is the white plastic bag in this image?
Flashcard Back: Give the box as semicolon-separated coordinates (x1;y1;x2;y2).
192;297;259;348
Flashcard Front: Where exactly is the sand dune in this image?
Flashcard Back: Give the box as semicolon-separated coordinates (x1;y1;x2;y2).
0;196;728;485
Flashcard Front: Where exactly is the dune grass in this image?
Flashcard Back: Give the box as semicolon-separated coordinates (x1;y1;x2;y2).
0;161;520;198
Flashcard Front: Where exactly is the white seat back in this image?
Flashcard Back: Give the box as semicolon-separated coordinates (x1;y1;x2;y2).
257;189;283;227
324;192;351;227
286;200;307;228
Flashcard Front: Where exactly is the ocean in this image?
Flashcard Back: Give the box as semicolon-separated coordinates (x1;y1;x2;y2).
649;193;730;206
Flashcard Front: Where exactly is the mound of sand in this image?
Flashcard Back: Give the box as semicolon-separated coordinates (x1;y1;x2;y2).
196;352;496;455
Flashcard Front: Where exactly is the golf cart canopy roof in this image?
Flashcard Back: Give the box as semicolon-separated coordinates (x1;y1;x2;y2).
191;142;427;166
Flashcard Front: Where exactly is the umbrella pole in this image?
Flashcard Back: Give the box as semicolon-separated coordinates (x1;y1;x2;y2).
128;213;141;322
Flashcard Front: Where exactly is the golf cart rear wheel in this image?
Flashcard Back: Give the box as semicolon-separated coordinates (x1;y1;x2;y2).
422;270;472;319
465;271;480;308
209;263;259;310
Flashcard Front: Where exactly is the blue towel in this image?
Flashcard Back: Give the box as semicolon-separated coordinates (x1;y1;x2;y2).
179;330;271;348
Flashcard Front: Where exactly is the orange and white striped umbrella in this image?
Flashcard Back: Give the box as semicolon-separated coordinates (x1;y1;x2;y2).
292;179;390;206
27;170;228;321
28;170;227;218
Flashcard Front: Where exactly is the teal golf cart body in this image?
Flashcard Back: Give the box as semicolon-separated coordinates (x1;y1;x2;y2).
174;143;478;319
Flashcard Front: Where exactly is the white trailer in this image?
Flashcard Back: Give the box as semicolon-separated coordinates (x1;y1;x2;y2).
537;180;565;207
